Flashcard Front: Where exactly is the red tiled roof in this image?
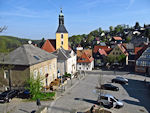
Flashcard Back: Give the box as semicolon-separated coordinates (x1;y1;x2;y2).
98;49;107;56
94;45;109;53
118;44;128;56
77;52;94;63
113;37;122;40
41;40;56;53
134;47;143;55
77;49;92;57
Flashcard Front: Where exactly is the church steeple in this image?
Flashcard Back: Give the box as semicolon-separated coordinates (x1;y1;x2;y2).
56;8;68;50
56;8;68;33
59;8;64;25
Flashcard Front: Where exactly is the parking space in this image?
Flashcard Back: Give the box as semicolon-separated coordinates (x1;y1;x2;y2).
101;73;150;113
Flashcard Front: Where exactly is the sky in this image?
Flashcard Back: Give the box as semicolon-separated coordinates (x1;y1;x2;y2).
0;0;150;40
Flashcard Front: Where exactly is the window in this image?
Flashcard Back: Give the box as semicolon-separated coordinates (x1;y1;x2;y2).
33;70;38;79
44;66;48;73
4;70;9;79
79;67;81;69
61;41;63;45
33;56;40;60
116;52;118;55
61;34;63;39
53;63;55;69
39;68;43;75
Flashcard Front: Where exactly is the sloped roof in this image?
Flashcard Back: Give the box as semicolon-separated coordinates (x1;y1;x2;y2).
0;44;57;66
77;49;92;57
136;47;150;66
49;39;56;49
98;49;107;56
134;47;143;55
113;37;122;40
77;52;94;63
52;47;71;60
41;40;56;53
118;44;128;56
94;45;109;53
56;25;68;33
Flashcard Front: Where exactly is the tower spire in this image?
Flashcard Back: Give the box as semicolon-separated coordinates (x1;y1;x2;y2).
59;8;64;25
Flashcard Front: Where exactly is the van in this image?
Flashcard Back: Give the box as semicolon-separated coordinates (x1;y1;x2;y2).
97;94;124;108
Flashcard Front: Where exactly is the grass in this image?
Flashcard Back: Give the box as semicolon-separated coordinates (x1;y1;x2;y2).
31;92;55;101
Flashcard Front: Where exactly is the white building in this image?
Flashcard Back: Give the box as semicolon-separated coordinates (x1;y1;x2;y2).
52;47;77;76
77;51;94;71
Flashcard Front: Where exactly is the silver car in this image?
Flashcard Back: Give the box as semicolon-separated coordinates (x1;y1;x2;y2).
97;94;124;108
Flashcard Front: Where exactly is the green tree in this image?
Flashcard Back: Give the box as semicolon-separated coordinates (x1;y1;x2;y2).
109;26;113;32
39;38;45;47
126;36;131;43
134;22;140;29
26;75;43;99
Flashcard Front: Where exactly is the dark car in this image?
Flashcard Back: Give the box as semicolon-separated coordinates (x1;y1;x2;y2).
112;77;128;84
0;90;19;103
101;84;119;91
18;90;30;99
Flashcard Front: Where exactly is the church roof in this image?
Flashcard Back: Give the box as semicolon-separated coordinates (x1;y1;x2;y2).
56;25;68;33
41;40;56;53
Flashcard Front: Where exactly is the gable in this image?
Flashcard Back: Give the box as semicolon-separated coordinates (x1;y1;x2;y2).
41;40;56;53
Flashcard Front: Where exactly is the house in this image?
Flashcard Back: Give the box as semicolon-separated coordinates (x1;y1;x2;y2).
112;37;122;44
76;45;83;51
52;47;76;76
77;49;93;58
130;35;149;47
135;47;150;75
0;44;57;90
108;44;128;65
93;45;112;67
93;37;100;45
77;51;94;71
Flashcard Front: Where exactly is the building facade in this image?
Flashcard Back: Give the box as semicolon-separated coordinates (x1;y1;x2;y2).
52;47;77;76
0;44;57;90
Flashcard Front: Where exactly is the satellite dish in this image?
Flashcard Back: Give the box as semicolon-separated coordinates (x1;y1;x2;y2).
28;40;32;44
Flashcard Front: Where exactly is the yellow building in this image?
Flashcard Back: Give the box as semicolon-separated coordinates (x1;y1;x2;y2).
56;9;68;50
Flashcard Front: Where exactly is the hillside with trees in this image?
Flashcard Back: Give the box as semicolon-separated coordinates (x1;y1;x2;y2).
0;35;43;53
69;22;150;49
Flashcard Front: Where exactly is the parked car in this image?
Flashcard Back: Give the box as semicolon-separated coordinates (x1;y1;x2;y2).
18;89;30;99
112;77;128;84
97;94;124;108
101;84;119;91
0;90;19;103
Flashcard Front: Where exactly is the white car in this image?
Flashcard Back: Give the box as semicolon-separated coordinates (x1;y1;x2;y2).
97;94;124;108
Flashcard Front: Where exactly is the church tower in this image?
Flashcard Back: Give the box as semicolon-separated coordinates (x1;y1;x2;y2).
56;8;68;50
